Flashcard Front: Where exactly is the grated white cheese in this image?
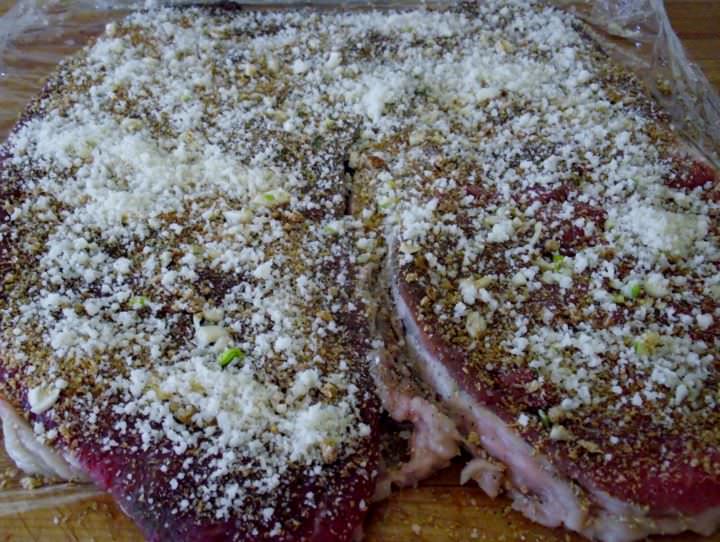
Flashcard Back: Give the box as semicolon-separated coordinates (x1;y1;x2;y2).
3;0;720;529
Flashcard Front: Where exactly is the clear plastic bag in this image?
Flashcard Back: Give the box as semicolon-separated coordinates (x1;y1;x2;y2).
0;0;718;520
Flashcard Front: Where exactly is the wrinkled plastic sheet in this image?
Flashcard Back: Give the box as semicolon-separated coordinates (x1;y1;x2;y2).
0;0;718;517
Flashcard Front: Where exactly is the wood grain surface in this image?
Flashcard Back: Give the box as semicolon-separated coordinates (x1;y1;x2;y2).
0;1;719;541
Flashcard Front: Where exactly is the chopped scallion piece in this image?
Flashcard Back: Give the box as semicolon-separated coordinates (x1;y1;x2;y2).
255;188;290;208
633;340;649;357
538;409;551;428
129;296;149;309
629;283;643;299
218;347;245;368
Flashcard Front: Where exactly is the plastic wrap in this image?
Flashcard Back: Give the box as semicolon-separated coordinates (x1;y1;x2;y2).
0;0;718;520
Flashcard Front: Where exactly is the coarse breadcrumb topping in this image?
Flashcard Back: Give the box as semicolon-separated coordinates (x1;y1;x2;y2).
378;0;720;480
0;0;719;531
0;5;390;530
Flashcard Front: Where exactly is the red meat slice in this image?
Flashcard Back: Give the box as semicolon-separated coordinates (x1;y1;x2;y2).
0;157;381;542
0;6;381;541
389;142;720;539
396;273;720;513
70;396;380;542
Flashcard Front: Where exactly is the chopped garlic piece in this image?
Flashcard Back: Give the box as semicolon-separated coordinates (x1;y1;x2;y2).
28;383;62;414
196;325;229;348
549;425;572;441
466;311;486;338
202;308;224;322
253;188;290;207
644;273;669;298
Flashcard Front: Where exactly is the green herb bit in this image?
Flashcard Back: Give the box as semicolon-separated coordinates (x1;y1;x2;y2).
633;340;649;357
129;296;149;309
552;253;565;271
629;283;643;299
633;331;659;357
538;409;551;428
190;244;204;256
378;197;398;210
218;347;245;368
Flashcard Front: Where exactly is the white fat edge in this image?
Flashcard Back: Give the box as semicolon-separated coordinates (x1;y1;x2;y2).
0;399;90;481
390;272;587;531
390;270;718;541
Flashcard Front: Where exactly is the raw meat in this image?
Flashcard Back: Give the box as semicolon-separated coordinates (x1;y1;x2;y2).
0;6;383;541
2;2;720;541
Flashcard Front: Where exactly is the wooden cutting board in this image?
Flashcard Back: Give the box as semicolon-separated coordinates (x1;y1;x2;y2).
0;1;719;540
